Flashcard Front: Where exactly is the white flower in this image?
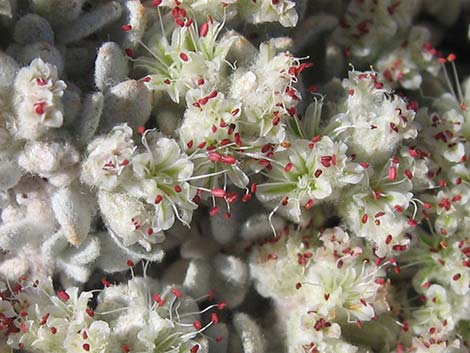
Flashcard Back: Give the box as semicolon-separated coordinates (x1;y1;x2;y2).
327;70;417;164
333;0;418;62
256;137;363;223
81;124;136;191
136;20;237;103
230;42;305;145
13;58;66;140
238;0;299;27
130;130;197;231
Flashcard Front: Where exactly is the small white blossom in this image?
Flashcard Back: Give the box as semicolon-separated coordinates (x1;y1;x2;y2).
81;124;136;191
13;58;66;140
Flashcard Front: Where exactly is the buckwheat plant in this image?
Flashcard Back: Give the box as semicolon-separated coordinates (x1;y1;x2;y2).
1;1;470;352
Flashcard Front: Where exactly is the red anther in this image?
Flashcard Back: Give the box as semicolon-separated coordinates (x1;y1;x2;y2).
314;169;322;178
421;281;431;289
314;318;326;331
361;214;368;224
220;155;236;164
154;195;163;204
452;195;462;202
86;308;94;317
197;78;205;86
408;219;417;227
101;278;110;287
308;135;321;144
193;320;202;330
272;115;280;126
208;152;222;162
423;203;432;209
137;126;146;134
152;0;162;6
211;312;219;324
190;345;199;353
219;119;228;128
164;79;171;84
231;108;240;117
209;207;220;216
82;331;88;339
83;344;90;352
438;179;447;188
179;53;189;62
217;301;227;310
174;185;182;193
127;260;135;267
199;22;209;37
208;91;218;99
324;292;330;301
34;101;46;115
152;293;162;302
211;188;226;197
57;291;70;302
261;144;272;153
121;24;132;32
36;77;47;86
453;273;461;281
392;205;403;213
404;170;413;179
20;322;27;333
216;336;224;342
178;7;187;17
122;345;130;353
281;196;289;206
242;193;252;202
234;133;242;147
284;162;293;172
388;166;397;181
125;48;134;57
295;282;302;289
220;138;231;146
374;278;385;285
172;288;182;298
225;192;238;204
185;18;193;27
248;183;256;193
187;140;194;149
305;199;315;209
447;53;456;62
228;124;236;135
224;212;231;219
50;327;57;334
438;198;451;210
147;228;153;236
320;156;332;168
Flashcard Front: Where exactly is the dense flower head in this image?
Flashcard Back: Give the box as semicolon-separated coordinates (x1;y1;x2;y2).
250;226;388;353
256;136;364;223
2;1;470;352
326;70;418;164
136;19;237;103
230;41;305;145
81;124;136;191
333;0;418;61
2;276;225;353
82;126;197;260
13;58;66;140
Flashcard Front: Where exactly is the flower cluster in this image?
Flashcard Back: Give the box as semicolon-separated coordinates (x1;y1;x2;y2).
0;1;469;352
